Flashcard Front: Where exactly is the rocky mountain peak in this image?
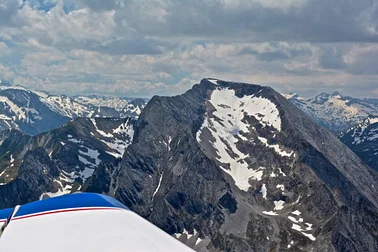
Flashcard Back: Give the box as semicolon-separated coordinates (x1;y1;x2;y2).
284;93;299;100
313;92;330;104
331;91;343;98
86;79;378;251
364;115;378;126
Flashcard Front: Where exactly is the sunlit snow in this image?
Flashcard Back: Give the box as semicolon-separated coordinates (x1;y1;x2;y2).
260;184;267;199
273;200;285;210
91;119;114;137
258;137;293;157
196;87;281;191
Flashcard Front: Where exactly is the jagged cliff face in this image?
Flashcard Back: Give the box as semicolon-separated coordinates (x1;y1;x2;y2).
87;79;378;252
340;117;378;172
0;117;135;208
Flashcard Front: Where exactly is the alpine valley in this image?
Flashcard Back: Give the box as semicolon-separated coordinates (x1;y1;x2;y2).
0;78;378;252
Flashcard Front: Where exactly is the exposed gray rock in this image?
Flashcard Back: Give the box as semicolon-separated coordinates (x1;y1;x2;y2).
0;117;135;207
340;116;378;172
86;78;378;251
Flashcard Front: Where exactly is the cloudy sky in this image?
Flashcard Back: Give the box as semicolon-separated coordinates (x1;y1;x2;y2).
0;0;378;98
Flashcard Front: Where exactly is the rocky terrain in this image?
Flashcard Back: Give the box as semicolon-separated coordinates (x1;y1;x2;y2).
0;117;135;208
285;92;378;133
340;116;378;172
0;79;146;135
85;78;378;251
0;78;377;251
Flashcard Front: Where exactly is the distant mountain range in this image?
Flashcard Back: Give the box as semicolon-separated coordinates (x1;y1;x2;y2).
284;91;378;173
284;92;378;133
0;79;147;135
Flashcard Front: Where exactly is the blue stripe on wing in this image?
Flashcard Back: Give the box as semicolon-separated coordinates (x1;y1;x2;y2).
13;193;129;218
0;208;13;222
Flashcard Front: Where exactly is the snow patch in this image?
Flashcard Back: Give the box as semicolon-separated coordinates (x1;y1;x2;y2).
258;136;293;157
152;173;164;200
260;184;267;199
278;168;287;176
276;184;284;191
91;118;114;137
207;78;219;85
102;120;134;158
291;224;316;241
10;155;14;167
67;135;83;144
196;88;281;191
273;200;285;210
292;210;301;216
0;96;26;120
262;211;278;216
287;240;294;249
79;147;101;166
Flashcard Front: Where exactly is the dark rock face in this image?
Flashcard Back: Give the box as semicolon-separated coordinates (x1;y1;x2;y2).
0;148;59;208
0;117;135;208
86;79;378;252
340;117;378;172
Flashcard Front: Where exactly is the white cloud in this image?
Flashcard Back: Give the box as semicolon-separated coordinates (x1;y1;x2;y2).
0;0;377;98
0;42;11;56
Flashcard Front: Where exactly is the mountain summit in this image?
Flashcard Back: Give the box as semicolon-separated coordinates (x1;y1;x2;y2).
86;78;378;251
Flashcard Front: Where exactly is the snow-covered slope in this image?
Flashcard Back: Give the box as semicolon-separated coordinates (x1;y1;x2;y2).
340;116;378;171
0;80;147;135
285;92;378;133
73;95;131;111
196;86;287;191
0;117;135;202
41;95;93;118
0;86;69;135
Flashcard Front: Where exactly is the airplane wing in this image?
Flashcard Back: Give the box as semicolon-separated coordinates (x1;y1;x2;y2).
0;193;194;252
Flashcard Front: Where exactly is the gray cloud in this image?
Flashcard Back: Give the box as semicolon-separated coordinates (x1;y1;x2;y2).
69;0;126;12
0;0;20;25
0;0;377;98
318;45;347;70
108;0;378;43
87;37;169;55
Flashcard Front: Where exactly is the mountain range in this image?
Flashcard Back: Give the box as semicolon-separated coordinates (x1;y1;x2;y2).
284;92;378;133
0;117;134;206
0;78;377;251
0;79;146;135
